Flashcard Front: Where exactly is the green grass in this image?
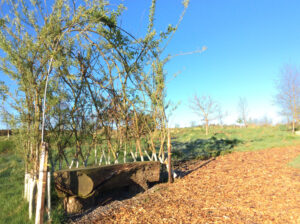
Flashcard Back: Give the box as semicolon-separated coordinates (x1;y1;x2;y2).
0;138;15;154
0;149;32;223
0;136;66;224
288;155;300;169
225;126;300;152
171;125;300;160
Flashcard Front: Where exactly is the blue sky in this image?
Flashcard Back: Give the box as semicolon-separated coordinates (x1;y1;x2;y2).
1;0;300;127
117;0;300;127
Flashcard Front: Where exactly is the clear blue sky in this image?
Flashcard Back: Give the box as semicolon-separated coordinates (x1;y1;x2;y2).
1;0;300;127
117;0;300;127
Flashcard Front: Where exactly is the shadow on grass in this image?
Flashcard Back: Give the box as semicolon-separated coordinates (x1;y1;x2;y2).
172;134;242;161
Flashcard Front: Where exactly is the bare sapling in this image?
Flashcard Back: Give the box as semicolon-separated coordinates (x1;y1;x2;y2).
189;94;218;135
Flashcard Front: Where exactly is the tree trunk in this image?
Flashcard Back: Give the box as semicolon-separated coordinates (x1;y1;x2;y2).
244;118;248;128
292;119;295;134
123;143;127;163
205;120;209;136
158;132;166;161
144;150;152;161
167;130;174;183
130;151;137;162
149;134;157;161
136;139;144;161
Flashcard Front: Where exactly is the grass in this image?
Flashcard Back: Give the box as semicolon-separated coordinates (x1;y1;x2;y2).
0;136;66;224
171;125;300;160
288;155;300;169
0;138;15;154
0;138;32;224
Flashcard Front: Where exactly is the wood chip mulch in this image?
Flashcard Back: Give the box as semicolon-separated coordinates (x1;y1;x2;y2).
72;146;300;224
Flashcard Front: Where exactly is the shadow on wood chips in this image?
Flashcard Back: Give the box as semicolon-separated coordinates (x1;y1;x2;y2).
68;184;145;221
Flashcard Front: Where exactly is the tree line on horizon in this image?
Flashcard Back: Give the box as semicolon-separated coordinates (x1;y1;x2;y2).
188;65;299;135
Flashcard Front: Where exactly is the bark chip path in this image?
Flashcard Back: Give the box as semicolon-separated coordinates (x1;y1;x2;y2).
72;146;300;224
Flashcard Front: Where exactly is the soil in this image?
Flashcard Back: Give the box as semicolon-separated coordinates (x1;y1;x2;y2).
70;146;300;224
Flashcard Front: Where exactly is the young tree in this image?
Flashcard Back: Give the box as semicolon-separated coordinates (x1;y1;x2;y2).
237;97;249;128
275;65;300;133
0;0;190;220
0;0;132;219
216;105;227;128
189;94;218;135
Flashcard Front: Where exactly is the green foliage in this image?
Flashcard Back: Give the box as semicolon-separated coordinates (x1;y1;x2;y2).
0;18;5;27
0;0;188;171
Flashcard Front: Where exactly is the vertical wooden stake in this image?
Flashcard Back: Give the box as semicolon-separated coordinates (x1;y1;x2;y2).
167;130;174;183
94;147;97;165
24;172;29;200
35;142;48;224
47;171;51;221
124;145;127;164
29;175;36;220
